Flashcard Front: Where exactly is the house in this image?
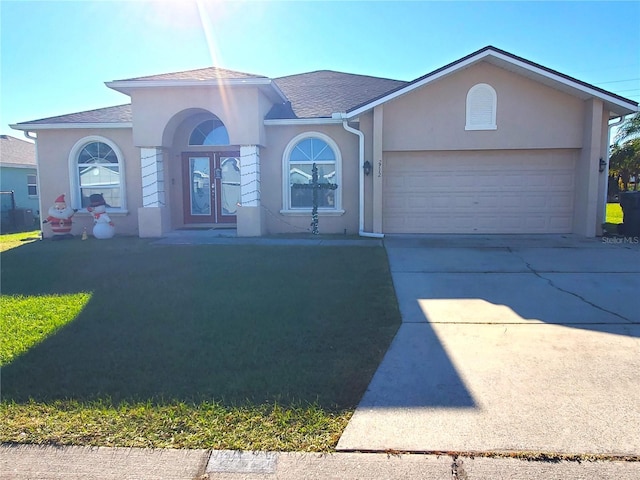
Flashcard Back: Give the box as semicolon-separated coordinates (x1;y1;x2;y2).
10;46;638;239
0;134;38;229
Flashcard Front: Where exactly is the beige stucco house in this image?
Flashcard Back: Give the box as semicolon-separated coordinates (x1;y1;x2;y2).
12;46;638;238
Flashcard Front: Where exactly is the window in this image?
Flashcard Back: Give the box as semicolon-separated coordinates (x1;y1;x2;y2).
465;83;497;130
27;174;38;196
282;133;341;212
69;136;126;211
189;118;230;145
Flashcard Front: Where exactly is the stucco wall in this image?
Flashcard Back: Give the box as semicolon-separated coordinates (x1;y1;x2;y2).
261;124;360;235
35;128;139;238
382;62;585;151
131;86;267;148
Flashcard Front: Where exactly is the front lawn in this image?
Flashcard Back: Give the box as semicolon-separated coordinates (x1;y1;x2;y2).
0;236;400;451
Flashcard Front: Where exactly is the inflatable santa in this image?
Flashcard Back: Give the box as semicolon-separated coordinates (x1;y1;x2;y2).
44;194;76;239
87;193;115;239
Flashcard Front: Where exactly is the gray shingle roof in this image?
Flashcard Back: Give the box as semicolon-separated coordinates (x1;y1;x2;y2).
116;67;267;82
15;104;132;125
274;70;407;118
0;135;36;167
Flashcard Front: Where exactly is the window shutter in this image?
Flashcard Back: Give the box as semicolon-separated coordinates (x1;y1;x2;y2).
466;84;497;130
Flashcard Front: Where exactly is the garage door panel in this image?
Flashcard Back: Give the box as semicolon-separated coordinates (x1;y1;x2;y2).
383;150;576;234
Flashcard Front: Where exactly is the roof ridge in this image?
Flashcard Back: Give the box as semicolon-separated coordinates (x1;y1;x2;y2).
116;65;267;82
276;69;407;83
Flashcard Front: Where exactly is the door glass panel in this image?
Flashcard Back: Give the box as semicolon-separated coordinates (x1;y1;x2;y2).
220;157;241;216
189;157;211;216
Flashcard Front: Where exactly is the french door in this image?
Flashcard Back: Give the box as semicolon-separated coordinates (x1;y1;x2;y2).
182;152;240;224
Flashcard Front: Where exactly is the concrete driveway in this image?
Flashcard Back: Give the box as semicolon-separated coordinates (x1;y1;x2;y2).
337;235;640;456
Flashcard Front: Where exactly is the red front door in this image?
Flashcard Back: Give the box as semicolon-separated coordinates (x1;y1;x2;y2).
182;152;240;224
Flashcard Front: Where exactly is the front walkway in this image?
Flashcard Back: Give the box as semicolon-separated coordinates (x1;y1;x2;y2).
153;230;382;247
337;234;640;456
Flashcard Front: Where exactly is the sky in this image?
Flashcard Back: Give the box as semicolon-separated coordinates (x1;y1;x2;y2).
1;0;639;139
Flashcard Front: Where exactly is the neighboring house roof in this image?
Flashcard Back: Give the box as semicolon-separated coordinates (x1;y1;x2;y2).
273;70;407;118
0;134;36;168
346;45;638;118
11;46;638;130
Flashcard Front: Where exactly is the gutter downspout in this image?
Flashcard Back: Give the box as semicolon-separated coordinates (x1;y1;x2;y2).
341;118;384;238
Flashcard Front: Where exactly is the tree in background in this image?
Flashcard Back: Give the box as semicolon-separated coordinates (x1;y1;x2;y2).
609;113;640;192
614;112;640;144
609;138;640;191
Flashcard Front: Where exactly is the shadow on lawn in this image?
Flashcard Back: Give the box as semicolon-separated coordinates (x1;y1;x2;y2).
1;238;402;411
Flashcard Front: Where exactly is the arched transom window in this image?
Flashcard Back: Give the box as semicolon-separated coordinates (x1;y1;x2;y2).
282;133;341;211
465;83;497;130
189;117;230;145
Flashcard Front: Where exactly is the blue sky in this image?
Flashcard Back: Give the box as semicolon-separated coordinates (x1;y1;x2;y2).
1;0;639;138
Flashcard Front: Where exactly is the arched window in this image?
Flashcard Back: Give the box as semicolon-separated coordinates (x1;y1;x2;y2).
189;118;230;145
68;136;126;211
465;83;497;130
282;133;341;212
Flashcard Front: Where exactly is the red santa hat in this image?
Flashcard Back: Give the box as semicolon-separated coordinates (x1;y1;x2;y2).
55;194;66;204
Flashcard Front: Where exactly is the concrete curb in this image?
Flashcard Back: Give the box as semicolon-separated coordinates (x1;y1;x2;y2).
2;445;640;480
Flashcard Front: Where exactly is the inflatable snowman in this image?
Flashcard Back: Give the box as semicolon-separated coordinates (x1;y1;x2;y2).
44;194;76;239
87;194;115;239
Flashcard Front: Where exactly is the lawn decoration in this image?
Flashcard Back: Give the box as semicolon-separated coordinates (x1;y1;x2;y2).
292;163;338;235
87;193;115;239
44;194;76;240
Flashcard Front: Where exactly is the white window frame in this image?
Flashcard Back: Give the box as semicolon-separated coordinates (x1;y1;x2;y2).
281;132;344;215
27;173;38;197
465;83;497;131
68;135;127;213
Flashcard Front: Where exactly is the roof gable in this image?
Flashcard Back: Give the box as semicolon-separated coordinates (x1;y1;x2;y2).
346;46;638;118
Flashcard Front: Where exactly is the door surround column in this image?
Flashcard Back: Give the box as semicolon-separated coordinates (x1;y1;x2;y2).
138;147;170;237
237;145;264;236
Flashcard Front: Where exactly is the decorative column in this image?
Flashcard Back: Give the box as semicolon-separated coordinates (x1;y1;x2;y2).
373;105;384;233
141;148;165;207
138;147;170;238
237;145;264;236
575;99;604;237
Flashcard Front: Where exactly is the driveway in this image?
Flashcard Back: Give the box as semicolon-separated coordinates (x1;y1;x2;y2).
337;234;640;456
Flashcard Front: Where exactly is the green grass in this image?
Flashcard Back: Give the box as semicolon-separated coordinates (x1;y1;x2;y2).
606;202;623;224
0;237;400;451
0;229;40;252
604;202;624;234
0;293;92;365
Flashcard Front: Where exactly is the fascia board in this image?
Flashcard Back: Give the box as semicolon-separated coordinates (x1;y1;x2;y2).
345;53;487;118
0;162;37;169
487;50;639;114
107;78;288;103
10;123;133;130
346;49;638;119
264;118;345;126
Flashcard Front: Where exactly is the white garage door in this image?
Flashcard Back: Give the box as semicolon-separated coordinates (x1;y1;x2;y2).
383;150;576;234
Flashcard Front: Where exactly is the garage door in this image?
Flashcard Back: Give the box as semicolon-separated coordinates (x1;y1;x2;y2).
383;150;576;234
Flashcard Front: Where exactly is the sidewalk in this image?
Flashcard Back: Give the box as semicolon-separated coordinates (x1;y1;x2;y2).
2;445;639;480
